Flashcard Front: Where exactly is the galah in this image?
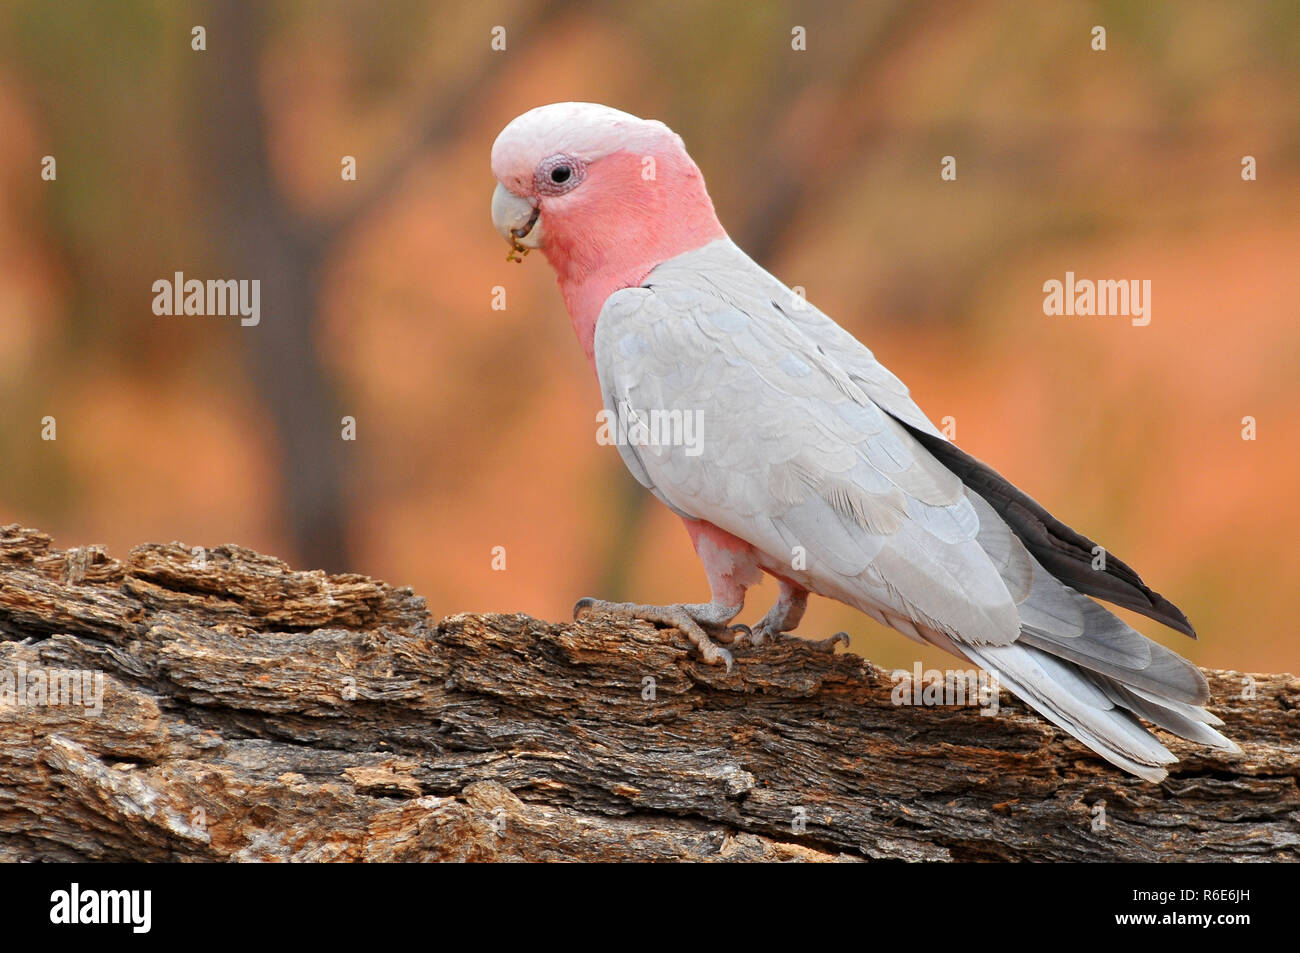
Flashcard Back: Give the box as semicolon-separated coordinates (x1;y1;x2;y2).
489;102;1237;781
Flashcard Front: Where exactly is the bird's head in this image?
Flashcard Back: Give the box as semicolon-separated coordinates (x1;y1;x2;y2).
490;103;726;289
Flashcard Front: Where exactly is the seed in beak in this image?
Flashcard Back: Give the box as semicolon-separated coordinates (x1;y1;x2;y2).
506;205;541;262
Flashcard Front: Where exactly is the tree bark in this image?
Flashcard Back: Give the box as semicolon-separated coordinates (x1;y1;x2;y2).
0;524;1295;862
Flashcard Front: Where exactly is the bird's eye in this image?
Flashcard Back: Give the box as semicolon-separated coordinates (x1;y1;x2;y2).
535;154;585;195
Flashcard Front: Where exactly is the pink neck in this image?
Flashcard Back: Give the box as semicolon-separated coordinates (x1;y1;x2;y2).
541;150;726;367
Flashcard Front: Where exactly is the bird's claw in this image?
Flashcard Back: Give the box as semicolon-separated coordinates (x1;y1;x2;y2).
715;622;752;645
571;596;739;673
700;642;735;673
746;623;850;654
808;631;851;654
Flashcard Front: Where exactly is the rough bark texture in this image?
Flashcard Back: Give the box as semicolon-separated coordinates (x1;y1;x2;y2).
0;524;1296;862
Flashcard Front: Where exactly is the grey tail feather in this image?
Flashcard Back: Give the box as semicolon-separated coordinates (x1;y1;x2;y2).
955;639;1178;782
997;559;1235;762
1017;589;1210;705
1086;672;1239;752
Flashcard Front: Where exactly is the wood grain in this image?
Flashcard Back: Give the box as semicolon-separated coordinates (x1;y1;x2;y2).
1;524;1295;861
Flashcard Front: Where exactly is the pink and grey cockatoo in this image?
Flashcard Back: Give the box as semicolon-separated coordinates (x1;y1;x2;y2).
489;102;1237;782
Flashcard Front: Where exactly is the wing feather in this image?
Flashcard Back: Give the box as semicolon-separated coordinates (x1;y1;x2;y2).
596;277;1020;647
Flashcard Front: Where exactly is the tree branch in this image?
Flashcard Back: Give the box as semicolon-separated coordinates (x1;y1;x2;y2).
1;524;1295;861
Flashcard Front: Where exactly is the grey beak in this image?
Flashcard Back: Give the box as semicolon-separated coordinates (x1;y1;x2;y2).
491;182;542;248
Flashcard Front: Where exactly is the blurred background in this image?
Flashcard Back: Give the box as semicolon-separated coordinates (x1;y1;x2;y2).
1;0;1296;674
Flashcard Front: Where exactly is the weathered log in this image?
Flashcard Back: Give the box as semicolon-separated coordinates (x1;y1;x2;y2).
0;523;1295;861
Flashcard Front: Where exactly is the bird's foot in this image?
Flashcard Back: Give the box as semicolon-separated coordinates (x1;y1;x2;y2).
573;597;745;672
803;631;851;654
746;619;850;654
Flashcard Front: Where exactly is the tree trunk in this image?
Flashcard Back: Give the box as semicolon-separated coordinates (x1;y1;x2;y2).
0;524;1295;862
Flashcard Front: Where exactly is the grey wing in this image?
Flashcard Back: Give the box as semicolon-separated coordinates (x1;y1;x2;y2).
678;239;1195;635
599;384;697;521
593;280;1023;648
